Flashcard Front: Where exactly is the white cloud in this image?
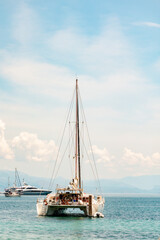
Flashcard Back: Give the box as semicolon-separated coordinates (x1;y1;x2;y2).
0;119;5;132
0;16;149;104
12;132;57;162
134;21;160;28
0;119;14;160
0;57;75;100
0;58;68;87
0;10;159;179
49;28;87;55
89;146;160;178
48;17;133;75
0;118;160;177
122;148;150;166
154;59;160;73
122;148;160;169
0;55;148;105
92;145;114;165
12;2;39;46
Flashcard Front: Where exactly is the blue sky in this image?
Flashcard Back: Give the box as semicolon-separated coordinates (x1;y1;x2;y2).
0;0;160;180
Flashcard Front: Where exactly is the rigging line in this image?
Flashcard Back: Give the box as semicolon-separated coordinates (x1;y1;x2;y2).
68;121;71;173
45;104;74;191
39;126;65;194
48;90;75;190
77;91;96;180
80;135;100;194
69;102;76;177
81;121;84;183
79;129;98;189
78;120;84;179
74;122;76;177
68;121;73;177
16;169;22;187
44;123;64;189
49;125;76;189
78;88;85;182
84;118;102;195
78;90;102;195
48;87;76;190
86;124;102;195
80;128;84;186
70;124;75;178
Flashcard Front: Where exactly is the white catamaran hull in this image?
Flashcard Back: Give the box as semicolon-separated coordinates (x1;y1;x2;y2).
36;199;104;217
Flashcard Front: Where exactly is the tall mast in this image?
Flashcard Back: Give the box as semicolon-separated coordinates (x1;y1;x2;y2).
75;79;81;189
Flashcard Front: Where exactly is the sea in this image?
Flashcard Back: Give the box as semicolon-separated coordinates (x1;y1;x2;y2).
0;194;160;240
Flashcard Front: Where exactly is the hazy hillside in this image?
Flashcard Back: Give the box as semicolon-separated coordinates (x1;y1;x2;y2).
0;170;160;193
0;170;67;191
121;175;160;190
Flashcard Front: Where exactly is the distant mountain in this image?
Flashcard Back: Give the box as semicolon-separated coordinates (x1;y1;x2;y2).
84;179;147;194
150;185;160;193
0;170;160;193
0;170;67;192
121;175;160;190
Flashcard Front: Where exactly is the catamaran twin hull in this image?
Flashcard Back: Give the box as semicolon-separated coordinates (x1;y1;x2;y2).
37;192;105;217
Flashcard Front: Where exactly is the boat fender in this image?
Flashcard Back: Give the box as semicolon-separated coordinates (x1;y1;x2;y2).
93;212;104;218
44;199;48;205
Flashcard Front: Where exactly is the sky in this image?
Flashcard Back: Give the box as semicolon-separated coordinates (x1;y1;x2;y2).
0;0;160;180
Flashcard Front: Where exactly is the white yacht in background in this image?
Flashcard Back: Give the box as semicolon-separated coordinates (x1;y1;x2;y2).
4;169;52;196
17;182;52;195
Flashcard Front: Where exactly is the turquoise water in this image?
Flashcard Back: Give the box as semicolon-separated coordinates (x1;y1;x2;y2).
0;195;160;239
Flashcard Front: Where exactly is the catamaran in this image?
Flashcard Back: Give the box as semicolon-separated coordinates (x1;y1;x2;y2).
36;80;105;217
